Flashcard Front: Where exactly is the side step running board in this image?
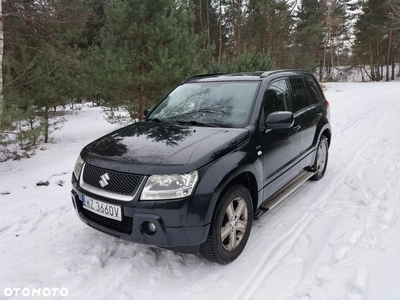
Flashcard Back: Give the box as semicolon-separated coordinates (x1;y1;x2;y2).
254;170;315;220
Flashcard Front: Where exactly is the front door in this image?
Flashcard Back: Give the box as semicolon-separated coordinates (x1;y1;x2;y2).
261;78;301;200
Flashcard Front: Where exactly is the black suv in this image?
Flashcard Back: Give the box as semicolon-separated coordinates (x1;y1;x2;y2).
71;70;331;264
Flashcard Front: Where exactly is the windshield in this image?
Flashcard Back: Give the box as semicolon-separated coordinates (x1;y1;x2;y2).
148;81;260;127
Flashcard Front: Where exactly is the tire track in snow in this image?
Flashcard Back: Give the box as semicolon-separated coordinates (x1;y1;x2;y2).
310;100;394;211
235;100;395;300
285;99;398;299
235;212;315;300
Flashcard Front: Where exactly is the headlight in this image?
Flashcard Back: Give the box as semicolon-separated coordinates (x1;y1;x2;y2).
73;155;84;179
141;171;198;200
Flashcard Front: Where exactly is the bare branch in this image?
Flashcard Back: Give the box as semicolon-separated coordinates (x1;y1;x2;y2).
3;54;38;89
3;56;70;92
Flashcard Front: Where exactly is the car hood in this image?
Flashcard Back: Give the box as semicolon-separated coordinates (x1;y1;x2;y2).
82;121;250;175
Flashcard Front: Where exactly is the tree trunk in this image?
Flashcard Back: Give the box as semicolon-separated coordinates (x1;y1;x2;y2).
386;30;392;82
206;0;210;47
391;54;395;81
200;0;206;48
330;32;334;80
376;36;380;81
218;0;222;60
236;0;241;57
392;31;396;81
0;0;3;127
199;0;203;33
369;43;375;81
138;59;146;121
363;64;373;80
29;116;37;145
360;65;365;82
139;83;145;121
319;63;323;82
137;17;146;121
44;103;49;143
322;36;327;81
336;33;340;81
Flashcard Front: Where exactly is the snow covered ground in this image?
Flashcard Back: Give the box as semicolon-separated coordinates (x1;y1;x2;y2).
1;81;400;300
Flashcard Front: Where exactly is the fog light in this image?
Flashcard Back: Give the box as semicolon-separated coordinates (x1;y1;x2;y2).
148;222;156;233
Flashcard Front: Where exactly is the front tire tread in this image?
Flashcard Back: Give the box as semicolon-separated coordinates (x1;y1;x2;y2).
200;184;252;264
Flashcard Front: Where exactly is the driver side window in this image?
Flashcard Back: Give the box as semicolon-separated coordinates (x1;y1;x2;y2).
263;78;291;119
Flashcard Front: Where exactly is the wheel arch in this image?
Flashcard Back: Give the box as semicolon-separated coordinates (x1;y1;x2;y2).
219;172;259;214
321;128;332;147
315;123;332;148
206;167;262;224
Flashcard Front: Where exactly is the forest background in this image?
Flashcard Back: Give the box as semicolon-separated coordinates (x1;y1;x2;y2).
0;0;399;160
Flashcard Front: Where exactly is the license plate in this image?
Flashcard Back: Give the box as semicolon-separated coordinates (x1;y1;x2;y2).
82;195;122;221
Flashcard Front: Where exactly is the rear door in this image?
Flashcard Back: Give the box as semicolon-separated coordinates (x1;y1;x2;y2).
288;75;324;158
303;75;326;153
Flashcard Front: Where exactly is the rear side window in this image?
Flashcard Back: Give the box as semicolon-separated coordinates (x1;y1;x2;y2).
289;77;308;112
263;78;291;118
305;75;323;103
304;80;319;104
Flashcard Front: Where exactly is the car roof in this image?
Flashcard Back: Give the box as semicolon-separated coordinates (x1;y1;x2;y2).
185;69;311;83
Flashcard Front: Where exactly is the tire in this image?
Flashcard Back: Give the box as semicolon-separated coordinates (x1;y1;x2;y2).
200;184;253;264
311;135;329;180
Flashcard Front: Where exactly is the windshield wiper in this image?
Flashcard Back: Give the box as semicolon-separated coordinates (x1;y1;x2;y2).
162;108;218;121
146;117;172;124
174;120;218;127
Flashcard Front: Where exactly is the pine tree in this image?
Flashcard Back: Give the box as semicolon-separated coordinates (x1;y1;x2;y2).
243;0;294;68
97;0;203;121
352;0;398;81
293;0;325;72
308;0;349;81
190;0;220;56
2;0;90;145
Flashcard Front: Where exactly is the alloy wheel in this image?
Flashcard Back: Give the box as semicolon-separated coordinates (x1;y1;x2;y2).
220;197;248;251
317;142;327;173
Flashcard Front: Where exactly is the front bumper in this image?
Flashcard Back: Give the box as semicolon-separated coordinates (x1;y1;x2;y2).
71;175;212;252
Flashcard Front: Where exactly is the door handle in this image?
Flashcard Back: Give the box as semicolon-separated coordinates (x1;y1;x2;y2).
316;112;323;118
293;124;301;132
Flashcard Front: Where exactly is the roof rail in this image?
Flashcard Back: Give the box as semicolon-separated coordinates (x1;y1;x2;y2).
260;69;303;78
185;73;226;81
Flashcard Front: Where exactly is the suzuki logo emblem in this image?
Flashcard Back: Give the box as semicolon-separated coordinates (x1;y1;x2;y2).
99;173;110;188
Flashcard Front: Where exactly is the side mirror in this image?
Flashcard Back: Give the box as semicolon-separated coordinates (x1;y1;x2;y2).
144;108;152;118
265;111;294;129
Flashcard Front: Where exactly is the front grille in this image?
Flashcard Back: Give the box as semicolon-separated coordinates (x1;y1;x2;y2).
82;164;143;196
78;201;133;234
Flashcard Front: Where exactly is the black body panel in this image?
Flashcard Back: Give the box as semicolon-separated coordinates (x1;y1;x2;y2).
82;123;250;175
